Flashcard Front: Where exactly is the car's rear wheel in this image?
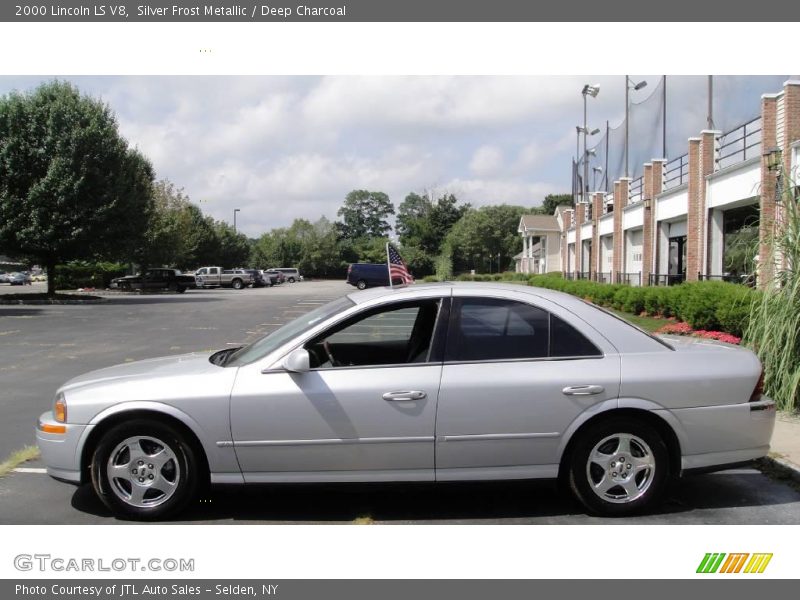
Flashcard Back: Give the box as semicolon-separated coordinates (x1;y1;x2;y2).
167;282;178;293
288;277;296;283
568;417;669;517
90;420;199;520
232;278;244;290
356;279;367;290
176;286;186;293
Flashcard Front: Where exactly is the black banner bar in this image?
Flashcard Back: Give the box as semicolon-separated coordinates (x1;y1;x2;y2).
2;0;800;22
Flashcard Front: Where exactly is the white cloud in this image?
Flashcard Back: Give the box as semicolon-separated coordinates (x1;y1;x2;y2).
469;145;504;176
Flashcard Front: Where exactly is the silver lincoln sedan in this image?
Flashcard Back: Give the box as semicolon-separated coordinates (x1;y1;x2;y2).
36;283;776;520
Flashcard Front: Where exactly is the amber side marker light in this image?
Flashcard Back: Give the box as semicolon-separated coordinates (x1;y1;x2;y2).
39;423;66;434
54;394;67;423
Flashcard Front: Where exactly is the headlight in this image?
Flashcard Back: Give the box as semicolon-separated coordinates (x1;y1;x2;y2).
54;392;67;423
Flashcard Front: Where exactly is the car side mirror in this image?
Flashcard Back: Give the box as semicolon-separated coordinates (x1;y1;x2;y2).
282;348;310;373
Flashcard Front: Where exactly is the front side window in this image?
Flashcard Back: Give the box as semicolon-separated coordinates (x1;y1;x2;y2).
306;299;442;368
446;297;601;362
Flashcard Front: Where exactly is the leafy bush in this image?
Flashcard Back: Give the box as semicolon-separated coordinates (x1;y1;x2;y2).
54;261;129;290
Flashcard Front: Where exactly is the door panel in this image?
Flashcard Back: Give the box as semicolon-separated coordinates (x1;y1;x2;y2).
230;365;441;481
435;293;620;480
435;357;619;477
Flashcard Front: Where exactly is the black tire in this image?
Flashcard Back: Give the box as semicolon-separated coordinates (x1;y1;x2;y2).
568;417;670;517
90;419;200;521
356;279;367;290
167;282;178;293
176;286;187;294
288;277;296;283
231;278;244;290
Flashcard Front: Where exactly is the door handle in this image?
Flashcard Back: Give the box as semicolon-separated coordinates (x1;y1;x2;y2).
382;390;427;402
562;385;605;396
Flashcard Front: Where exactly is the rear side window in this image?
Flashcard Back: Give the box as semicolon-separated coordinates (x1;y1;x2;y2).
446;297;601;362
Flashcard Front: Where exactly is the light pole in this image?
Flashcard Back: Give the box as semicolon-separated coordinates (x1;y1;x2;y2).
233;208;240;233
581;84;600;205
625;76;648;178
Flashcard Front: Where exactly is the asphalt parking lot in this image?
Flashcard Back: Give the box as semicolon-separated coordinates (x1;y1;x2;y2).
1;280;799;524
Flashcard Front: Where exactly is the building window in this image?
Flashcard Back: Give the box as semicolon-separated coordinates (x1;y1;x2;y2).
723;204;759;278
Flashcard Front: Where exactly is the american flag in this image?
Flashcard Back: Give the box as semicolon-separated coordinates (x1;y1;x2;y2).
387;243;414;285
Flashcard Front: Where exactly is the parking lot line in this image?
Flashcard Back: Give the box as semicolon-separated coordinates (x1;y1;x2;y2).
13;467;46;474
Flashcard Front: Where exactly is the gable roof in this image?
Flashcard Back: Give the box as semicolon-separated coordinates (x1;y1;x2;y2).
518;214;560;232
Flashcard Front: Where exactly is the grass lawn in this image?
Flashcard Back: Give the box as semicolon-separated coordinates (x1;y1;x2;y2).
608;309;667;333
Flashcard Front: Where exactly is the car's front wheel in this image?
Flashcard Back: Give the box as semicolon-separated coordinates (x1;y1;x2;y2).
232;278;244;290
90;420;199;520
356;279;367;290
568;417;669;517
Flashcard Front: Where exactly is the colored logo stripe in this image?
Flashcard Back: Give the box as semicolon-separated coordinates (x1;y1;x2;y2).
744;553;773;573
697;553;772;574
697;553;726;573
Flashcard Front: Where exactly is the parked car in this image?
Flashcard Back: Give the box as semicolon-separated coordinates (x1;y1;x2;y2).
244;269;267;288
194;267;253;290
110;269;195;293
346;263;402;289
263;269;285;285
269;267;302;283
36;283;775;520
8;272;32;286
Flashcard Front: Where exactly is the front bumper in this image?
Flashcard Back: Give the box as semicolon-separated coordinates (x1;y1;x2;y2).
35;411;94;484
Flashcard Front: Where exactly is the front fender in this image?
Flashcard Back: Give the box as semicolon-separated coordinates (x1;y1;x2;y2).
81;401;239;478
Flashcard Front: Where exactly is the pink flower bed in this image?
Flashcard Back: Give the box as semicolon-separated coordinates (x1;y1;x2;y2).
656;322;741;345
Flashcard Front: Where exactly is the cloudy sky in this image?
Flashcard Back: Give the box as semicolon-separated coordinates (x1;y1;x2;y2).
0;75;787;238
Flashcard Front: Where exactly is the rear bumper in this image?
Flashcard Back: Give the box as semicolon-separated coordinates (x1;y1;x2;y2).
674;397;776;472
35;411;93;484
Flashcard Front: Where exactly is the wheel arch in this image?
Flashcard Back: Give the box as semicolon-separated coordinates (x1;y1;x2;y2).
557;406;683;483
79;405;211;487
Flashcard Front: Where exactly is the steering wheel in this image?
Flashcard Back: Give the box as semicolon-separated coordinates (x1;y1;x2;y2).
322;341;340;367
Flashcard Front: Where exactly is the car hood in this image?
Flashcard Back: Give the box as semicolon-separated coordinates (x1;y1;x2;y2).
59;351;220;393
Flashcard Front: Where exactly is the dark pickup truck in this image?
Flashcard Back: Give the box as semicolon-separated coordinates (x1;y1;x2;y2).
111;268;196;293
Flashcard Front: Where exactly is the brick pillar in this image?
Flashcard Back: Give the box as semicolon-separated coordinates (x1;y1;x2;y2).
591;192;603;278
685;138;702;281
562;209;573;275
612;179;629;281
686;131;718;281
758;95;778;286
574;202;584;275
644;160;665;285
642;164;654;286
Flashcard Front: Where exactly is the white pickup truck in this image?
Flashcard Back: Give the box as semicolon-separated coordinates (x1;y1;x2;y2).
194;267;253;290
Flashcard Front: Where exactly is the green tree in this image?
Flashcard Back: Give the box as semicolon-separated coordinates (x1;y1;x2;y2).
336;190;394;239
213;221;251;268
0;81;154;294
397;192;470;255
541;193;574;215
445;204;528;273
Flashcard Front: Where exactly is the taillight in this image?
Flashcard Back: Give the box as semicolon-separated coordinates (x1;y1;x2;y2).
749;369;765;402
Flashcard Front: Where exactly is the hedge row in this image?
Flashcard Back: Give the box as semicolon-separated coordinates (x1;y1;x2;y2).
529;276;758;337
424;271;758;337
53;261;129;290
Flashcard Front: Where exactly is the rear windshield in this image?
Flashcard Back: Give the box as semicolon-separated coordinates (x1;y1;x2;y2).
584;300;674;350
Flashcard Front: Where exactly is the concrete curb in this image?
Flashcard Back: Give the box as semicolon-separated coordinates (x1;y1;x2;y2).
759;455;800;485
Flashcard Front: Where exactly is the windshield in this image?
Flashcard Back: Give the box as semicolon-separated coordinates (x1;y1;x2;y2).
225;296;355;367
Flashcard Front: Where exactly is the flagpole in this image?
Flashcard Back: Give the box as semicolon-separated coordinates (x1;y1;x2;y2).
385;242;393;289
